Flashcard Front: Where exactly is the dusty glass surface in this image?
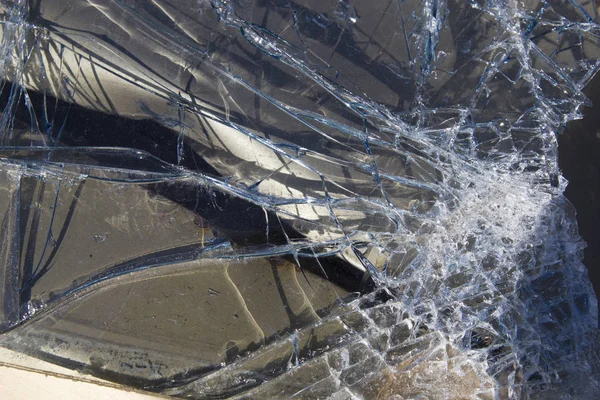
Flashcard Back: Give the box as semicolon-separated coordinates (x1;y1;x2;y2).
0;0;599;398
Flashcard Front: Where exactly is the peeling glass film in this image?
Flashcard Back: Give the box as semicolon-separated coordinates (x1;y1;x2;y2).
0;0;599;398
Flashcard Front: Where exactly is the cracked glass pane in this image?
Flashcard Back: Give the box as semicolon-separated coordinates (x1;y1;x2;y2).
0;0;599;398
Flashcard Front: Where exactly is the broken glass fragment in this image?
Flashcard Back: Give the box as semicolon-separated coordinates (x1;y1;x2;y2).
0;0;599;398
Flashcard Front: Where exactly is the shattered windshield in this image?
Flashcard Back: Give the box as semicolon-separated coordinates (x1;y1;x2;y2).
0;0;599;398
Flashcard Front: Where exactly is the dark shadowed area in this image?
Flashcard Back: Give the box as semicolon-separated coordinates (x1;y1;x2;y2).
560;75;600;313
